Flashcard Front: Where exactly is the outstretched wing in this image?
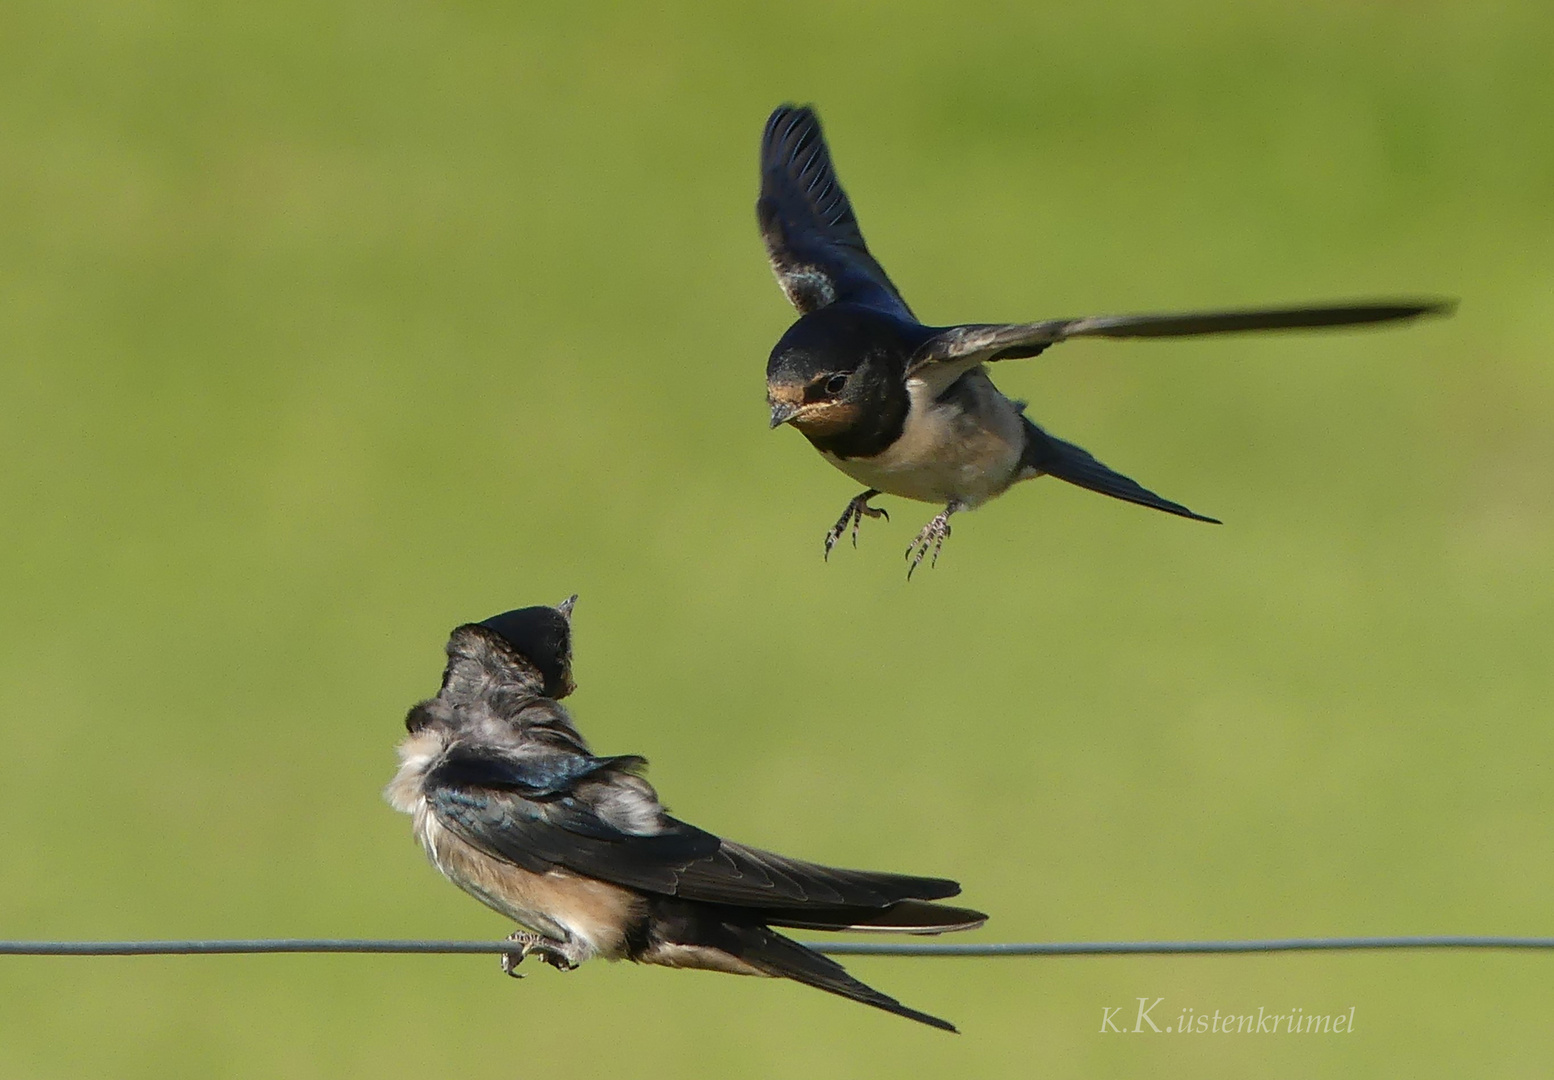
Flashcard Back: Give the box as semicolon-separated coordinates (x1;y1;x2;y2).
908;299;1455;375
425;744;960;911
757;105;914;320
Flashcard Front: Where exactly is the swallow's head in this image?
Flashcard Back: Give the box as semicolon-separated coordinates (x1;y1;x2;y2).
766;304;926;441
478;595;577;699
766;319;868;436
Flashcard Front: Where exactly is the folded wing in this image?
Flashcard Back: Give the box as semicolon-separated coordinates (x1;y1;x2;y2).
425;743;975;920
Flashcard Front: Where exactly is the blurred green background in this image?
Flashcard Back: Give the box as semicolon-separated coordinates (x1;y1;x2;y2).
1;0;1551;1075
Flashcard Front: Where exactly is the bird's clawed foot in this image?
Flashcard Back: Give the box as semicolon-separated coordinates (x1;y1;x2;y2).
904;504;961;579
824;489;888;560
500;931;578;978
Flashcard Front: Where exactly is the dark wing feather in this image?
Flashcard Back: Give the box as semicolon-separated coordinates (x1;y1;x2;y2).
425;746;958;911
909;299;1454;373
762;898;988;934
425;748;720;888
757;105;913;319
431;742;647;799
670;838;961;910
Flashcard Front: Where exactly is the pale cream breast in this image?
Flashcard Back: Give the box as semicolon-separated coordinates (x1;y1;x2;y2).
384;729;445;813
416;810;642;960
823;367;1026;506
385;729;643;962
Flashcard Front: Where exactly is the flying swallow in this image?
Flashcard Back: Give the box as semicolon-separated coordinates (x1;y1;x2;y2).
758;104;1453;575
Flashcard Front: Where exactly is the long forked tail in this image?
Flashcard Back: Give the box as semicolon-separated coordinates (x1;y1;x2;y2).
739;926;960;1032
1022;419;1221;524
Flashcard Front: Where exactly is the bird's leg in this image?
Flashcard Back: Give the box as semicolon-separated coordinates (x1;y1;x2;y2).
500;930;578;977
500;930;541;978
904;501;963;579
824;489;889;560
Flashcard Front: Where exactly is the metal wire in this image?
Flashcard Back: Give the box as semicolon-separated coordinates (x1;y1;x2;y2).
1;935;1551;958
816;936;1554;956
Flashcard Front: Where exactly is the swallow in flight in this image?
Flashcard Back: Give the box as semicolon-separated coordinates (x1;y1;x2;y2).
758;104;1453;576
386;598;987;1030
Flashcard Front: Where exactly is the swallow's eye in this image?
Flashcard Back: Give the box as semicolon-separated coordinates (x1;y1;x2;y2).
824;372;851;396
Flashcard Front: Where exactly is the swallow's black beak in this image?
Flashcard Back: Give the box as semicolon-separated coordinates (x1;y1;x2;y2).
769;401;799;428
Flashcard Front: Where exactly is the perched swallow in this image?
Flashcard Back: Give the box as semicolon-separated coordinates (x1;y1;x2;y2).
386;598;986;1031
758;104;1454;575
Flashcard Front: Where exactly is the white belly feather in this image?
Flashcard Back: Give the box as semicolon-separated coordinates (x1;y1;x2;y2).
823;367;1027;507
385;730;638;962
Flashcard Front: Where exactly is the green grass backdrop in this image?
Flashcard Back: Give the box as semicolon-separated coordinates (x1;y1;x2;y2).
1;0;1551;1075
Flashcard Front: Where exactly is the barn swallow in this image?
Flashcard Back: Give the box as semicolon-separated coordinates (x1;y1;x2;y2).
386;598;986;1031
758;104;1454;576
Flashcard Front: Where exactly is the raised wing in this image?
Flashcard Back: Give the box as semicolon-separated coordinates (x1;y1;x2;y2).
908;299;1454;374
757;105;914;320
425;744;960;911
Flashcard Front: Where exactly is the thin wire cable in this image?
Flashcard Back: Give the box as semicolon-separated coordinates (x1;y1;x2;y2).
816;936;1554;956
1;936;1551;958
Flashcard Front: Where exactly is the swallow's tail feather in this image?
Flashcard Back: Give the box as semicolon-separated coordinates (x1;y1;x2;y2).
1021;419;1220;524
639;899;963;1031
737;926;959;1032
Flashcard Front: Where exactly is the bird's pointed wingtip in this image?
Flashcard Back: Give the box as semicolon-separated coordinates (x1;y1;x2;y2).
769;101;814;118
764;102;817;136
